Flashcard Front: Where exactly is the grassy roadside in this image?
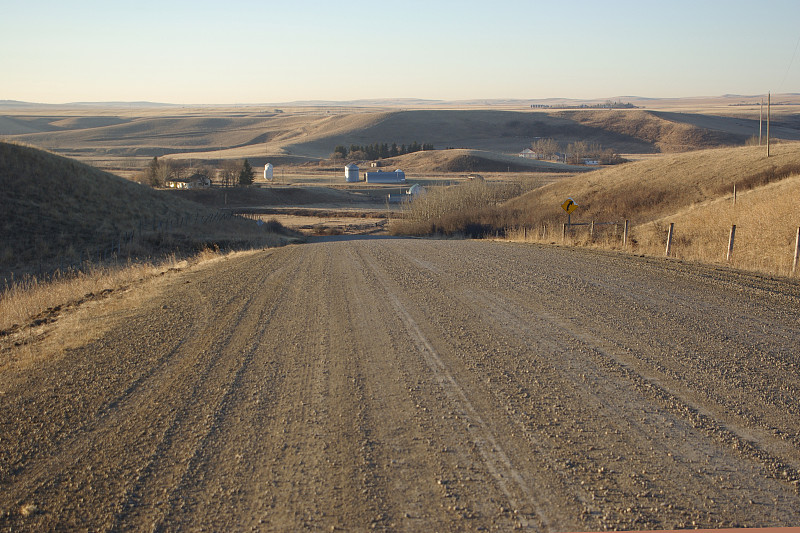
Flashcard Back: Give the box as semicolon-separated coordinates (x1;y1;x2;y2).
391;143;800;278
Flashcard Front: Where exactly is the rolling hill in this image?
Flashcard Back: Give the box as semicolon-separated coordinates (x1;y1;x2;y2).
367;148;589;173
504;142;800;226
0;142;293;282
5;107;799;165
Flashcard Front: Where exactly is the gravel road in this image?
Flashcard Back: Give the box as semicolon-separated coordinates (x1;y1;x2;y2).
2;238;800;531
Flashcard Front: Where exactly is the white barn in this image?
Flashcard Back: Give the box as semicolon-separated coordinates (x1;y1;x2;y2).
264;163;274;181
365;169;406;184
345;163;360;182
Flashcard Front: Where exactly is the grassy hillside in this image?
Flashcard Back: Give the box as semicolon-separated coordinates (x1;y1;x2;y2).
392;142;800;276
558;110;747;152
0;142;295;282
506;142;800;226
367;148;589;173
630;174;800;274
7;108;797;165
503;142;800;276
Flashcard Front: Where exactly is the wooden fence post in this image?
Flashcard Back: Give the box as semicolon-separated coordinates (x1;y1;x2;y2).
590;221;595;241
665;223;674;257
793;227;800;275
623;220;629;249
727;225;736;262
562;223;567;243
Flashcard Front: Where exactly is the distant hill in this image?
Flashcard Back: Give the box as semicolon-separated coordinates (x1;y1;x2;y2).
370;148;589;173
4;105;800;164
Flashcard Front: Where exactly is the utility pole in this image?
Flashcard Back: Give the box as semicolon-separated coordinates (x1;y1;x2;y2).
767;92;771;157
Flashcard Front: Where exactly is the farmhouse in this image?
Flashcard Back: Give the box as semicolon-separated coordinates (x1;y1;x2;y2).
365;169;406;184
165;173;211;189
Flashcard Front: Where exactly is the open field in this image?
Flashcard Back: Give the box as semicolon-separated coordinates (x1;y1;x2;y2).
2;238;800;531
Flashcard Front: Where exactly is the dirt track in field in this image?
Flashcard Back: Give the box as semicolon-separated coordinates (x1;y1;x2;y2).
1;238;800;531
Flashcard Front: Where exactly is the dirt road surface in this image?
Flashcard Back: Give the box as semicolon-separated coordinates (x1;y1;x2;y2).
2;238;800;531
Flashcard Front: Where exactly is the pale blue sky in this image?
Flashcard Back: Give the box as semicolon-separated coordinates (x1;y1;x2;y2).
2;0;799;104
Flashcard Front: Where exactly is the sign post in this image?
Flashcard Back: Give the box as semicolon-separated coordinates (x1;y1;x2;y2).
561;197;578;227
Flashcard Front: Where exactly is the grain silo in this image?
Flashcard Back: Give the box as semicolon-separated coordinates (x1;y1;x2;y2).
345;163;360;182
264;163;274;181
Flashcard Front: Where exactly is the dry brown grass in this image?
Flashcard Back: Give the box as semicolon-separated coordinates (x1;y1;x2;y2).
503;143;800;277
1;141;303;282
390;179;538;237
0;256;183;333
630;175;800;276
506;142;800;226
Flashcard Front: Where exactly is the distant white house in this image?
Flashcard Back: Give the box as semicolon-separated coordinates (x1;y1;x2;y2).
365;169;405;184
166;173;211;189
345;163;360;182
519;148;537;159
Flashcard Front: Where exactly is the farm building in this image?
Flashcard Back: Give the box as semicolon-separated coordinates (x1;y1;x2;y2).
407;184;426;197
388;184;425;203
345;163;360;182
264;163;273;181
165;173;211;189
365;169;406;184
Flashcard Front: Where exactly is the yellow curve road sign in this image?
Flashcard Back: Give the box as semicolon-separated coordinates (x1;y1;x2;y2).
562;198;578;214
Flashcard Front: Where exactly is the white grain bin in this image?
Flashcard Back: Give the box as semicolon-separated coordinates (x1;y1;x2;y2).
264;163;274;181
345;163;360;182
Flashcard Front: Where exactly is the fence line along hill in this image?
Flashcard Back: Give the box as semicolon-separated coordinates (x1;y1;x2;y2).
501;142;800;276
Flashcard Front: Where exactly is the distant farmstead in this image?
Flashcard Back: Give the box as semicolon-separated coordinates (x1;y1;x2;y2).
365;169;406;184
166;173;211;189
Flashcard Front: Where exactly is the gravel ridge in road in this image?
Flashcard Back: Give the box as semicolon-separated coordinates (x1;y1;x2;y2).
1;238;799;531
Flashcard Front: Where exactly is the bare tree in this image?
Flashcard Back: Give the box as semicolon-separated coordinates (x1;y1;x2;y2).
531;138;560;160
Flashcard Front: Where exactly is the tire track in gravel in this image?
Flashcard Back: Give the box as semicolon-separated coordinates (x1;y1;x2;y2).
111;249;303;530
377;238;800;529
354;242;556;531
0;248;304;531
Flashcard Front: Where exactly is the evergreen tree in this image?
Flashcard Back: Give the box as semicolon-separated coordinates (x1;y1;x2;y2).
238;159;254;186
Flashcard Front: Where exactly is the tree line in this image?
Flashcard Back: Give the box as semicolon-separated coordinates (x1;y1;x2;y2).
530;138;625;165
331;141;434;161
138;157;255;188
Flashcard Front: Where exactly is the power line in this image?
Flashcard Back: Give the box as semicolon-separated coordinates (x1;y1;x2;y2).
778;33;800;91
